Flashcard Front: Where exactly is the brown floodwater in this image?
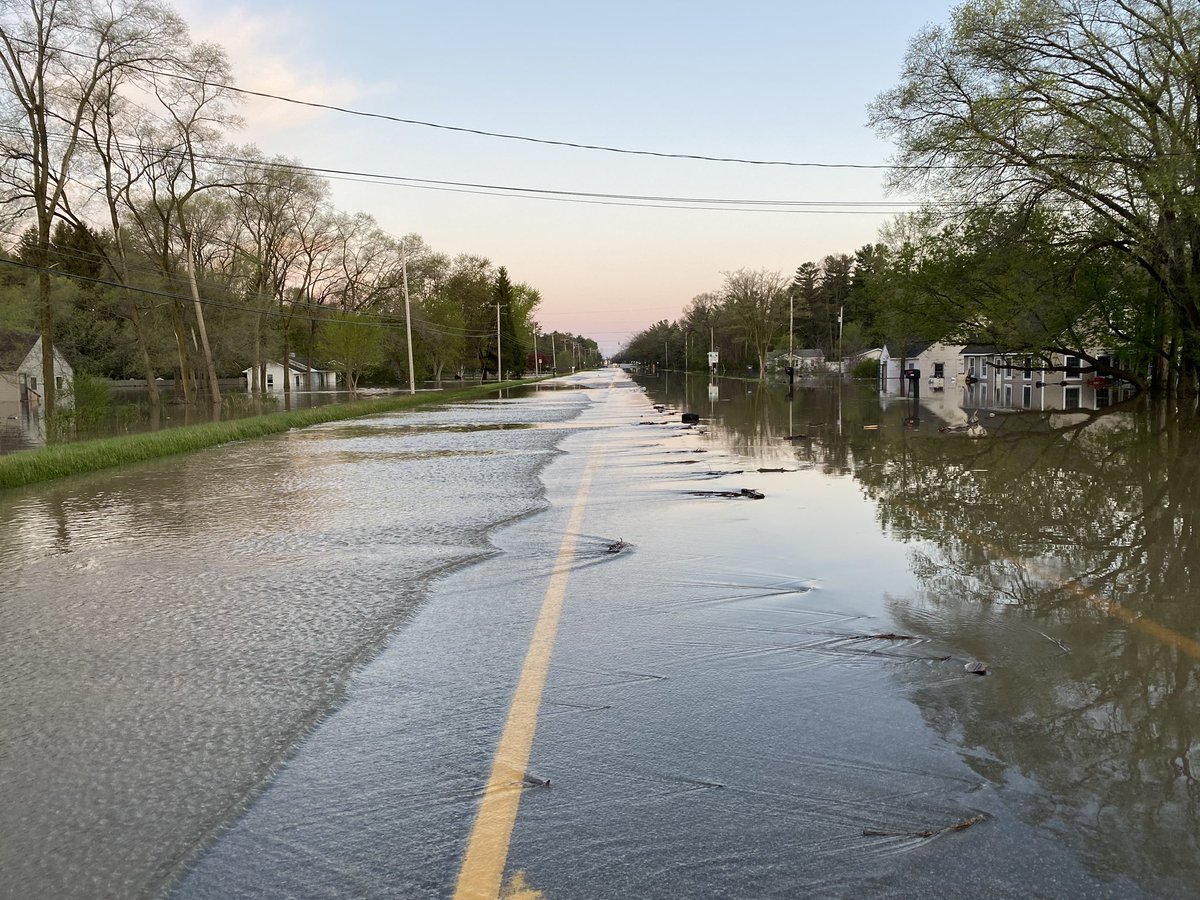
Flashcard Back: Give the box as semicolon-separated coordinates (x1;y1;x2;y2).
645;372;1200;894
3;370;1199;899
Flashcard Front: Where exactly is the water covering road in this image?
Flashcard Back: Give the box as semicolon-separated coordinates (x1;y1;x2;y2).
3;370;1199;898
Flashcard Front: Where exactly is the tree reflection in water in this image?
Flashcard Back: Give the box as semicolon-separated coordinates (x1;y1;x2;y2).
641;373;1199;891
855;401;1200;891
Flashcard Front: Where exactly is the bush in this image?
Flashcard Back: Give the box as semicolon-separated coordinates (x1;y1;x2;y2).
850;358;880;380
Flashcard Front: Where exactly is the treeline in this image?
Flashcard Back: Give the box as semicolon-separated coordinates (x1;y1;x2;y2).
615;261;870;376
624;0;1200;394
0;0;598;410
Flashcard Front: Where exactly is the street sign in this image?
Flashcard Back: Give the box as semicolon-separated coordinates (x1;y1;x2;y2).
707;351;719;366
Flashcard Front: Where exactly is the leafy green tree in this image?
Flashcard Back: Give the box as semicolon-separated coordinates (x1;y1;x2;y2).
870;0;1200;392
317;309;384;393
789;263;820;350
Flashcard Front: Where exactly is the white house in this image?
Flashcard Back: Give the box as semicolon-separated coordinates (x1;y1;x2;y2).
773;349;826;372
0;336;74;410
880;341;964;393
243;355;340;392
960;345;1134;411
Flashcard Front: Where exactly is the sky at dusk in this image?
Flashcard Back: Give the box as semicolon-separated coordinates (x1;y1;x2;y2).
174;0;955;355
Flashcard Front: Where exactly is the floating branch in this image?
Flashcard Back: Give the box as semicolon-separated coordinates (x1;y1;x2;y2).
863;813;989;839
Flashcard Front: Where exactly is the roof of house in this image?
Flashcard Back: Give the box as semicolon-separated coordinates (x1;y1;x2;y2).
883;340;937;358
0;332;37;370
244;356;336;374
285;356;334;373
961;344;1002;355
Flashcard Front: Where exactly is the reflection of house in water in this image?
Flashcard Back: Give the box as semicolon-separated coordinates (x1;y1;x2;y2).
242;354;340;391
881;341;1136;414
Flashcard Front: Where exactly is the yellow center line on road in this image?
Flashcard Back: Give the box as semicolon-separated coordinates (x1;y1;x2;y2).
453;447;605;900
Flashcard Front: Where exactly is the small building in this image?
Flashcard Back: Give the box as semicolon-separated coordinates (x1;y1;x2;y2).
243;355;339;392
773;349;826;372
880;341;964;393
0;335;74;410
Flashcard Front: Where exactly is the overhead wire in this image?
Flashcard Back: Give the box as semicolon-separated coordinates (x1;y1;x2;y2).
0;27;931;172
0;123;935;215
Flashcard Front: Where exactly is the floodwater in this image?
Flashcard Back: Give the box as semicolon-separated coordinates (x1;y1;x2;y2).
2;370;1199;898
0;386;391;455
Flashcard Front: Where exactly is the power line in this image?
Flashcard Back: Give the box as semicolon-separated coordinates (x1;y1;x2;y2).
0;29;910;171
0;123;933;214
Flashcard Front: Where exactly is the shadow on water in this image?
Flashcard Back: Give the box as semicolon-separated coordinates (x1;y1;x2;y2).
639;371;1200;894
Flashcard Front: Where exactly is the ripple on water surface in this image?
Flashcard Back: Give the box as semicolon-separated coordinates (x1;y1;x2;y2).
0;391;588;900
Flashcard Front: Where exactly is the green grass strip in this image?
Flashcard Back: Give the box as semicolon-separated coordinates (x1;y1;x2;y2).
0;381;532;490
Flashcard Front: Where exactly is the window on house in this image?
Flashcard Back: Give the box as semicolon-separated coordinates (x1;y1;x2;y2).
1064;386;1081;410
1024;356;1033;380
1004;385;1012;406
967;358;976;376
1023;385;1032;408
267;374;273;386
56;375;64;390
1065;356;1081;379
29;376;37;390
933;362;944;378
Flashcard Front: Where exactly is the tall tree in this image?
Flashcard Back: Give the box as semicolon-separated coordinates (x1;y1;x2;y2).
870;0;1200;392
722;268;789;376
0;0;187;412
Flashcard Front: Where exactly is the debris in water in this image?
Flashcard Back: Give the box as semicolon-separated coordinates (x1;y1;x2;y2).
785;434;810;441
521;773;551;788
681;412;700;423
739;488;765;500
756;467;794;473
684;489;765;500
964;661;989;675
1034;630;1071;654
606;539;628;554
853;633;918;641
863;813;989;839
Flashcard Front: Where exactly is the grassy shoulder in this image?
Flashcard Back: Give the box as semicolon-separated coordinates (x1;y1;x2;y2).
1;381;531;490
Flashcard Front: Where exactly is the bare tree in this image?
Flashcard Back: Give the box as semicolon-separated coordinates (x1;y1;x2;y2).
722;268;789;376
0;0;187;413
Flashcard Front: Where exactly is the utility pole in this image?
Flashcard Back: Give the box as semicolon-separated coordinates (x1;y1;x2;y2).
789;292;794;358
551;334;557;373
533;330;540;376
401;241;416;395
495;302;503;382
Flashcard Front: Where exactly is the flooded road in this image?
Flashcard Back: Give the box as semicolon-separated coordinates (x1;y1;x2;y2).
3;371;1199;897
